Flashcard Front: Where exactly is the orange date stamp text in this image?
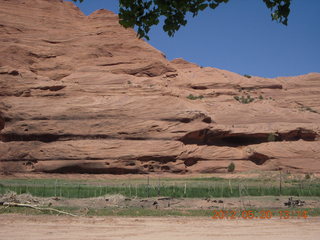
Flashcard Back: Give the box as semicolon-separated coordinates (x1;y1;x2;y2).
211;210;308;220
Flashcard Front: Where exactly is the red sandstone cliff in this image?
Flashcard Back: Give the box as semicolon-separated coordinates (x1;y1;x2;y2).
0;0;319;174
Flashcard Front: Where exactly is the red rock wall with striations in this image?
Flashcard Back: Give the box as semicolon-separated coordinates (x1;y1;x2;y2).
0;0;319;174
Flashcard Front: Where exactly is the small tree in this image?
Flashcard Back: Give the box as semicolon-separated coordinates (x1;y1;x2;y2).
267;132;278;142
187;94;204;100
305;173;312;180
227;162;235;173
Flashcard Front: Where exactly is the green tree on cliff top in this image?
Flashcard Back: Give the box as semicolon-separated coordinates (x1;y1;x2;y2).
73;0;291;39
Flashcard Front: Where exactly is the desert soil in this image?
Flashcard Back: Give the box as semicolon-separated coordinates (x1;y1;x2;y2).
1;193;320;210
0;214;319;240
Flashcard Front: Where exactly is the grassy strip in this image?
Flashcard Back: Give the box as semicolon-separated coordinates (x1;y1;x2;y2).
1;183;320;198
1;206;320;217
87;207;320;218
1;177;320;199
0;206;215;217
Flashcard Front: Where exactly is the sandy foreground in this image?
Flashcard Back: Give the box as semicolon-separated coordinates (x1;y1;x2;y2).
0;215;319;240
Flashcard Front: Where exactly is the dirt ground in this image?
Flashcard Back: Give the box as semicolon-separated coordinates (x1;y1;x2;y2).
1;192;319;210
2;172;319;180
0;214;319;240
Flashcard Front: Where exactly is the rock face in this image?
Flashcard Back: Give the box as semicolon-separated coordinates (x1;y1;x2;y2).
0;0;320;174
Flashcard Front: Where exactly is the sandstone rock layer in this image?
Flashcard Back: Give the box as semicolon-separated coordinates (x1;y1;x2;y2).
0;0;320;174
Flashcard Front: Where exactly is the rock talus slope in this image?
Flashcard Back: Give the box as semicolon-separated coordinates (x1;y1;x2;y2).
0;0;320;174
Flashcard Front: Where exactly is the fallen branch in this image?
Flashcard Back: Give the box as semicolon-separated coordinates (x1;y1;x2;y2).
0;202;78;217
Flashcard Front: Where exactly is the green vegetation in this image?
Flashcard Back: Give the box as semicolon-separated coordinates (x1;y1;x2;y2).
227;162;235;173
234;94;274;103
73;0;291;39
0;206;212;217
234;95;255;104
243;74;252;78
187;94;204;100
1;177;320;199
267;132;278;142
300;106;318;114
1;206;319;217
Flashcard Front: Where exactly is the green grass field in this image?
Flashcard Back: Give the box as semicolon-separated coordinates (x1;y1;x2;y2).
1;206;320;217
1;175;319;199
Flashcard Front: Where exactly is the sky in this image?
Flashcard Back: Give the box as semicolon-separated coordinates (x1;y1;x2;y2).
70;0;320;78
